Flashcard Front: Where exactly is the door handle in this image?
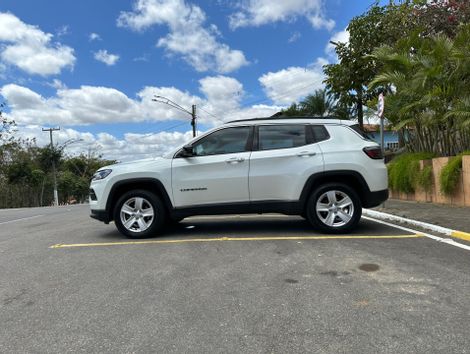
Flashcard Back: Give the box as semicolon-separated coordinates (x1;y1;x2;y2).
225;157;245;163
297;151;317;157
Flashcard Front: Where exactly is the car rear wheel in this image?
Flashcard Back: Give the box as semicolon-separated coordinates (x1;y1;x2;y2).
306;183;361;233
114;189;166;238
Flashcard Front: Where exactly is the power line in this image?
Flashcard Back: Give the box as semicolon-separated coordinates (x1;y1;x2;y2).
154;78;322;129
161;121;189;132
198;106;218;120
198;79;322;121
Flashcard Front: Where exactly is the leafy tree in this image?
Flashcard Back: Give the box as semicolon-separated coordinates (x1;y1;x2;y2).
38;145;63;173
0;103;16;142
412;0;470;38
0;134;115;208
324;2;415;128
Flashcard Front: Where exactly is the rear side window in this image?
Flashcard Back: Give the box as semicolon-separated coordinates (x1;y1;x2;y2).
258;125;307;151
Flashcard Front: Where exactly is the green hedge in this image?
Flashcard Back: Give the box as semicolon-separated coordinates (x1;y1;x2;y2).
416;164;433;193
439;151;470;195
388;153;435;193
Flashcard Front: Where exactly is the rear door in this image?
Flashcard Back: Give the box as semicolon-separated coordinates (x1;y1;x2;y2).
249;124;326;202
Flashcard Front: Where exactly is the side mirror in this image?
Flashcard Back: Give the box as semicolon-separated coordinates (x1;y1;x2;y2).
180;144;194;157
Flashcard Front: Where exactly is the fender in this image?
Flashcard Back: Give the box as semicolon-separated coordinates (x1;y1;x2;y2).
105;178;174;220
299;170;371;209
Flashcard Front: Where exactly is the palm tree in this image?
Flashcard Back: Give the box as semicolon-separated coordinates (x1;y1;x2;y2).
369;24;470;156
299;89;334;117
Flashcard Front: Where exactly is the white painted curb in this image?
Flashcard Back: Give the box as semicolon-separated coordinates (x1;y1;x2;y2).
363;209;470;242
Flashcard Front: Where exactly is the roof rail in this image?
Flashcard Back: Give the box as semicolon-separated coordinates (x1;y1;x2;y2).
226;116;340;123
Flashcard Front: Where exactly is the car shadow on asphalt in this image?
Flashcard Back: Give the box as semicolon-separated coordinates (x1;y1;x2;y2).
97;216;411;241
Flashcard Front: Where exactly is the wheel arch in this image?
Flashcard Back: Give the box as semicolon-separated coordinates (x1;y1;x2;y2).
299;171;371;211
105;178;173;222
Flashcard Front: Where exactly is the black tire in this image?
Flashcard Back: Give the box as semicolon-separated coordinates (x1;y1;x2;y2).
306;183;362;234
170;216;184;224
165;216;185;230
113;189;166;238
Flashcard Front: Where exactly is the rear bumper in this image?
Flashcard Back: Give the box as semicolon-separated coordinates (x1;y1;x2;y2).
90;209;110;224
363;189;389;208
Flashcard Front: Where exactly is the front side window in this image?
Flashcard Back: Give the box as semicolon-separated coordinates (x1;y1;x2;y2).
192;127;251;156
258;125;307;151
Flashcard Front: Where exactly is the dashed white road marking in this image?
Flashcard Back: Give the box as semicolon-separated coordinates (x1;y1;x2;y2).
0;215;44;225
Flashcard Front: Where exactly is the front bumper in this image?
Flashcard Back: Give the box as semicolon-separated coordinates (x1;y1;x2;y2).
90;209;110;224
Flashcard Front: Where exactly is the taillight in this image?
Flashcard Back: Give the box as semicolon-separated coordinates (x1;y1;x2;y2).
363;146;383;159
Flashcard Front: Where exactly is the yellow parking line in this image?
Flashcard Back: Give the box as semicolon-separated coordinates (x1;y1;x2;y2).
50;234;423;249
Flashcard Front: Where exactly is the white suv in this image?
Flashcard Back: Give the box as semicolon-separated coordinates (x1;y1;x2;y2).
89;117;388;238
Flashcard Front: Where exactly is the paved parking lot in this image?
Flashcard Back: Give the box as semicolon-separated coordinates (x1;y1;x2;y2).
1;205;470;353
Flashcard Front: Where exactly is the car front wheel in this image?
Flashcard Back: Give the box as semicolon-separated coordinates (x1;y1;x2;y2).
113;189;166;238
306;183;362;233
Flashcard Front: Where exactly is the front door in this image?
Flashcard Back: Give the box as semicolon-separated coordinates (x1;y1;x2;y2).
172;126;252;207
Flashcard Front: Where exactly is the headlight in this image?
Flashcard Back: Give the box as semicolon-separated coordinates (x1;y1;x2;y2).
91;169;112;181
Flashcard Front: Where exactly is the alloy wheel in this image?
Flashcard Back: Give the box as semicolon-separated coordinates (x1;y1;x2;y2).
120;197;155;233
315;190;354;228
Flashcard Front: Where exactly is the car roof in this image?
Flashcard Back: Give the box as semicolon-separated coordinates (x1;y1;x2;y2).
224;116;356;126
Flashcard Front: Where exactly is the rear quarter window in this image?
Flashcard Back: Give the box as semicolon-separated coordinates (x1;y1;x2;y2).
310;125;330;143
349;124;373;140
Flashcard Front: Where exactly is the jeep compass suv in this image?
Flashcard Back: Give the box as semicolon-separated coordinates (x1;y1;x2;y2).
89;117;388;238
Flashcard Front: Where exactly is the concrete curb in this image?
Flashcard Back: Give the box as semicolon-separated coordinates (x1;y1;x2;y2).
363;209;470;242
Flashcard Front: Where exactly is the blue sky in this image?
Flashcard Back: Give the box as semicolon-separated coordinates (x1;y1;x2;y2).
0;0;384;160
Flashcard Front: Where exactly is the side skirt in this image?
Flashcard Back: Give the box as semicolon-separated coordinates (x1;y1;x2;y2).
170;201;303;219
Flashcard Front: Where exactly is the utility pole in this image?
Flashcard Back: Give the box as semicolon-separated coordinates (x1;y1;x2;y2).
191;104;196;138
152;96;197;137
42;127;60;206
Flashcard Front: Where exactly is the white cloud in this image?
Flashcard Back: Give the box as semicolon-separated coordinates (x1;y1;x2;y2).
288;31;301;43
325;29;349;58
94;49;120;66
15;124;195;162
1;84;138;125
56;25;69;37
48;79;67;90
223;104;282;122
1;73;287;129
2;73;303;160
89;32;101;41
0;12;75;76
229;0;335;31
133;53;150;62
0;62;6;79
117;0;248;73
258;59;327;105
199;75;243;120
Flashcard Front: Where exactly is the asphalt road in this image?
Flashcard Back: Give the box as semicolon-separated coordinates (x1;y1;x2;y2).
1;205;470;353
